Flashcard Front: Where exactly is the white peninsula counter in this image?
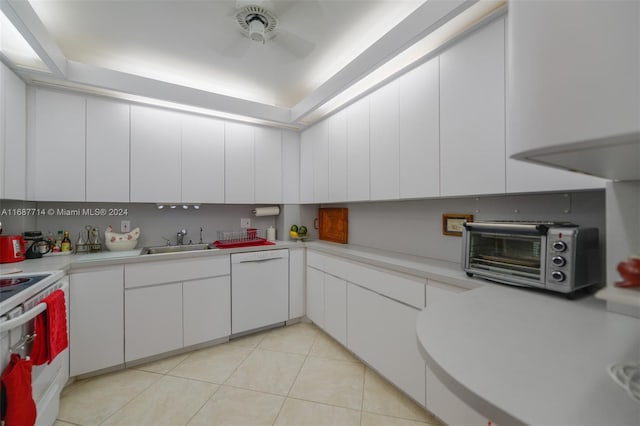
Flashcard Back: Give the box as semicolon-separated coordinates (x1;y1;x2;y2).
416;284;640;426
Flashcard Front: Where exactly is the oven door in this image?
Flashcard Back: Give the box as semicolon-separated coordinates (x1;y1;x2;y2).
0;276;69;426
463;223;547;287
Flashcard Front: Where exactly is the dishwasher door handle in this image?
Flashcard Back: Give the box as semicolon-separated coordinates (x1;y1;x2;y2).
239;257;283;264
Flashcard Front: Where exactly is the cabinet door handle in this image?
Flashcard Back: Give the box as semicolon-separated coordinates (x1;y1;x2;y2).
238;258;283;264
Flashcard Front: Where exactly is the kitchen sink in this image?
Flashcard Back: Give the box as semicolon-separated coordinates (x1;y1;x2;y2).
140;243;216;255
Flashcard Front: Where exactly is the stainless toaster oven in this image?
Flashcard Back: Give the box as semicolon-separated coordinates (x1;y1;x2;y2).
462;221;601;294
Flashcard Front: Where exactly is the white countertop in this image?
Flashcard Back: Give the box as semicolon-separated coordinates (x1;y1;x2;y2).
0;240;302;275
416;284;640;426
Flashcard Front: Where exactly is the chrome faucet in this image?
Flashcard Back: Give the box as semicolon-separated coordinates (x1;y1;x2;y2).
177;229;187;245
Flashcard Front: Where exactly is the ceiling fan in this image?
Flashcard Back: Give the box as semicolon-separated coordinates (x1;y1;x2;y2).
223;1;316;59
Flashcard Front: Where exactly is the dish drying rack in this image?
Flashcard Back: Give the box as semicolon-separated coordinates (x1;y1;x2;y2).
213;229;275;249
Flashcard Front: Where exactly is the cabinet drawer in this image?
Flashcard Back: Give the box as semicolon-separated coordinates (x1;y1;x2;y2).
348;263;425;308
323;255;351;281
125;255;230;288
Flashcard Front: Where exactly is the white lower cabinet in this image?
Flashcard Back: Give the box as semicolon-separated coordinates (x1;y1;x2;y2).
306;267;325;328
323;274;347;346
69;266;124;376
183;276;230;347
125;282;183;363
123;256;231;363
289;247;306;319
347;283;426;406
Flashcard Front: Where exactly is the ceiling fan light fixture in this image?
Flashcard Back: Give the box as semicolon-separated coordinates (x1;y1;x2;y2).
248;17;266;44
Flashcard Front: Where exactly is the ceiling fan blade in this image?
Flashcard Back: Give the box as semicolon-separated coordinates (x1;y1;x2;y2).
272;29;315;59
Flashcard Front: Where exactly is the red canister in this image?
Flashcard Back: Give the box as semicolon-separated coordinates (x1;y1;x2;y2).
0;235;26;263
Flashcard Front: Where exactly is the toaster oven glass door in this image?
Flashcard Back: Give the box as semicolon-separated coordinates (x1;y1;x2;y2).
467;232;545;285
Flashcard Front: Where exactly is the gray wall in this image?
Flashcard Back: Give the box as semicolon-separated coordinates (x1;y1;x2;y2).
325;190;605;264
2;202;278;248
1;190;605;265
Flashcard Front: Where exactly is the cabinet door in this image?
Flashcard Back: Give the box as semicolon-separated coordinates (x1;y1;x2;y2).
347;97;370;201
347;283;426;406
323;274;347;345
289;247;306;319
306;267;324;328
328;110;348;202
70;267;124;376
398;57;440;199
183;276;230;347
86;98;130;202
125;282;182;362
2;64;26;200
508;1;639;155
0;64;4;199
255;126;282;203
299;126;314;203
440;18;505;196
225;122;255;203
182;114;225;203
130;105;181;203
28;88;85;201
370;80;400;200
282;130;300;204
312;119;329;203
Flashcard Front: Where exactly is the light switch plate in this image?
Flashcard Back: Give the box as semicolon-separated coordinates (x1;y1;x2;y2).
240;218;251;228
121;220;131;233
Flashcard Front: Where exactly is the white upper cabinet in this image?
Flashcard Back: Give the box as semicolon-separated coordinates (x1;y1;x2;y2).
225;122;255;203
1;63;26;200
130;105;181;203
347;97;370;201
299;125;314;204
440;17;506;197
312;119;329;203
86;98;130;202
281;130;300;204
398;58;440;199
508;1;639;175
328;110;348;202
182;114;225;203
370;80;400;200
27;88;86;201
255;126;282;204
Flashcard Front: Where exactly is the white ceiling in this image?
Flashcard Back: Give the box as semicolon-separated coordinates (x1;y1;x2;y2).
2;0;483;128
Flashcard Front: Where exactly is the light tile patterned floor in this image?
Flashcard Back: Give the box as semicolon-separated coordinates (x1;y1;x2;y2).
55;322;444;426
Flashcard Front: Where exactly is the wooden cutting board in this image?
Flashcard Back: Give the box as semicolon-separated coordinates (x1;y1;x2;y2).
318;208;348;244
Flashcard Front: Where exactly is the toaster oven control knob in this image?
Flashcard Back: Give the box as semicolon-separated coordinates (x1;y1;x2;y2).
552;241;567;252
551;256;566;267
551;271;566;282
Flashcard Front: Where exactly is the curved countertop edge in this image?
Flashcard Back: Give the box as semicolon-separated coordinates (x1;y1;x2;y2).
416;308;526;426
416;285;640;426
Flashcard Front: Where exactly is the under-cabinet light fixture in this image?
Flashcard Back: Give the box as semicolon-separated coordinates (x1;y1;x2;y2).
156;203;201;210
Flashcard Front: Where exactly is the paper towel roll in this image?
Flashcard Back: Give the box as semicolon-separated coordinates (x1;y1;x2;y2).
252;206;280;217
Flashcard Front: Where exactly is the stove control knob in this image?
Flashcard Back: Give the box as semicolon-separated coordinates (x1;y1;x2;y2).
552;241;567;252
551;256;566;267
551;271;566;282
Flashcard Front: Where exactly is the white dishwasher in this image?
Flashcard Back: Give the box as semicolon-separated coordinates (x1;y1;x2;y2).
231;249;289;334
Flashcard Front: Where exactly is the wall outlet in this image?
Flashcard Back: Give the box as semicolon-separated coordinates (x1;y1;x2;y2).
121;220;131;233
240;218;251;228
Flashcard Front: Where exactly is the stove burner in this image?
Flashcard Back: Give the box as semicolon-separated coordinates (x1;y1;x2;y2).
0;277;30;288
